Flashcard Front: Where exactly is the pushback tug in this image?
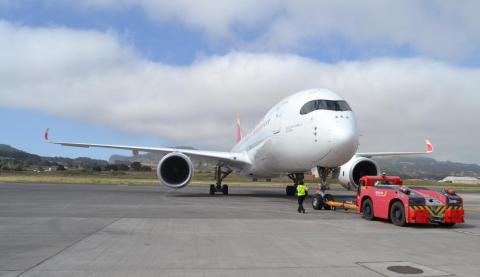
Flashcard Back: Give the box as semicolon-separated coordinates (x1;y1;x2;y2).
312;175;464;227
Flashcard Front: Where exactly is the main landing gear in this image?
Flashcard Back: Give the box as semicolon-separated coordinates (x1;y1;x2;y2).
312;167;333;210
209;165;232;195
285;173;304;196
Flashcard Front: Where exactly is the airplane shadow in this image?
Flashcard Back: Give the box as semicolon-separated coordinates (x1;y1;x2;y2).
168;192;294;199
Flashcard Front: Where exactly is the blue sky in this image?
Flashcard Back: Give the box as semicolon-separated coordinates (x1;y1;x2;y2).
1;1;479;163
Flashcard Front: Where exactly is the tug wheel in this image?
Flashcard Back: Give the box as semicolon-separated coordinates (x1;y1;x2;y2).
362;199;374;220
390;201;407;227
312;194;323;210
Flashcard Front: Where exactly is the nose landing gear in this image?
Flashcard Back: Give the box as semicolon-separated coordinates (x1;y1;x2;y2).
312;167;333;210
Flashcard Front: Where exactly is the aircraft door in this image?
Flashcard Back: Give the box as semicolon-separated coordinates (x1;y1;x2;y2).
272;104;285;134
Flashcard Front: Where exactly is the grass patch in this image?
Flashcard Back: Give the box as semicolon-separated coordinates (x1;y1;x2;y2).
0;171;479;191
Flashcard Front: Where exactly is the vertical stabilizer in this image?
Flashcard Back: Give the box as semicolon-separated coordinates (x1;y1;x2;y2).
425;139;433;153
236;112;243;142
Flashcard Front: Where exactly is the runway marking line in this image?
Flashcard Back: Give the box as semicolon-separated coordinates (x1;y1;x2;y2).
454;230;480;236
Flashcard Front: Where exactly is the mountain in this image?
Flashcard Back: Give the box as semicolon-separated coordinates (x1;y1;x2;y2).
2;144;479;179
112;152;480;179
109;146;212;170
0;144;41;161
110;152;162;166
0;144;107;169
373;156;480;179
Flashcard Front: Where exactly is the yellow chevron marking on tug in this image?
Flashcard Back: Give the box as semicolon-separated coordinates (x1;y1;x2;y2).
426;206;436;217
409;205;452;216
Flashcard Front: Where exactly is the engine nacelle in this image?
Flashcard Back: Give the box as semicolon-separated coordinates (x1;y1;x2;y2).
337;156;379;190
156;152;194;189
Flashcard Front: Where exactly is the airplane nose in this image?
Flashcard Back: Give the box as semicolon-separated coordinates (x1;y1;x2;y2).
331;128;357;151
328;120;358;163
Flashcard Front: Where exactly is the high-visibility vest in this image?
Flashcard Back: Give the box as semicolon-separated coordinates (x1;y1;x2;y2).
296;184;308;196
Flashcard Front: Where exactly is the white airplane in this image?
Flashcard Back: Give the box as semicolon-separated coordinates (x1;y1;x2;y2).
45;88;432;203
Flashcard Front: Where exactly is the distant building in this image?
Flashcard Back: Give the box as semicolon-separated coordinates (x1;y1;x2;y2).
439;176;480;184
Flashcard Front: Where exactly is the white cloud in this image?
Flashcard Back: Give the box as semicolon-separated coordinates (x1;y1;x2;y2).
1;21;479;163
67;0;480;61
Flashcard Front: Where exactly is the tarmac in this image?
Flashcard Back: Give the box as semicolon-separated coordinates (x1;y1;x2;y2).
0;182;479;277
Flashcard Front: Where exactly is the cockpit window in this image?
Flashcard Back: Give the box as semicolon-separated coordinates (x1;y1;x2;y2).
300;100;351;115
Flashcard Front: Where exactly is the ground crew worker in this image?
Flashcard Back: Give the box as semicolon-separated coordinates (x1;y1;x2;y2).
296;181;308;213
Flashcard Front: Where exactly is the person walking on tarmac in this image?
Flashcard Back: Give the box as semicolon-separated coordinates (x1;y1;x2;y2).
296;181;308;213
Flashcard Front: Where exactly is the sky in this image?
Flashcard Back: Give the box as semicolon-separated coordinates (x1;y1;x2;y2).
0;0;479;164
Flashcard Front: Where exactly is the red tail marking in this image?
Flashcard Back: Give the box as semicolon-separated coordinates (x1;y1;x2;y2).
236;112;242;142
44;128;49;141
425;139;433;153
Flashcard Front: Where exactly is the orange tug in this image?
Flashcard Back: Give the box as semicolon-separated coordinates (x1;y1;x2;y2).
319;175;464;227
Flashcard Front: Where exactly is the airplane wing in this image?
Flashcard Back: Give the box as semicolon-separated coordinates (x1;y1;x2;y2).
356;139;433;158
44;129;251;167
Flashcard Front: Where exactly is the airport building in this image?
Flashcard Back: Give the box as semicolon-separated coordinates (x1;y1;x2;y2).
439;176;480;184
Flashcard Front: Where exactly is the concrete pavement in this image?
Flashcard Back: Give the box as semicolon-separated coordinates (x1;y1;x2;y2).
1;183;479;276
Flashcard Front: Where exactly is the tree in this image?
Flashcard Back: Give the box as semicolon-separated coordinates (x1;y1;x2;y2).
13;162;24;171
130;161;142;171
104;164;119;171
117;164;129;171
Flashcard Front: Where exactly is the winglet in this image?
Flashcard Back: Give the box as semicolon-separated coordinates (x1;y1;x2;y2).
236;112;242;142
44;128;50;141
425;139;433;153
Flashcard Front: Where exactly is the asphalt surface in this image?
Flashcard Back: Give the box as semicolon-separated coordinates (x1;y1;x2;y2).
1;182;479;277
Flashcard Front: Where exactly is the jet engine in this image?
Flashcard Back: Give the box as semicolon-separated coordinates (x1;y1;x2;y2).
337;156;379;190
156;152;194;188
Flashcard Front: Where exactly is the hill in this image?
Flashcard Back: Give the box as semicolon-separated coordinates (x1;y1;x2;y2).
0;144;107;170
373;156;480;179
112;151;480;179
2;144;480;179
109;146;212;170
0;144;41;161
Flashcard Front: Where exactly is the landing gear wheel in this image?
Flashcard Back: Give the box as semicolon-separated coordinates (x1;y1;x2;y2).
440;222;455;227
390;201;406;226
210;166;232;195
312;194;323;210
323;194;333;210
286;185;295;196
362;199;374;220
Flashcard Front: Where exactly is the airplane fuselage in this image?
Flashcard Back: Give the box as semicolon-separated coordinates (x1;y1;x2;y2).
231;88;359;178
